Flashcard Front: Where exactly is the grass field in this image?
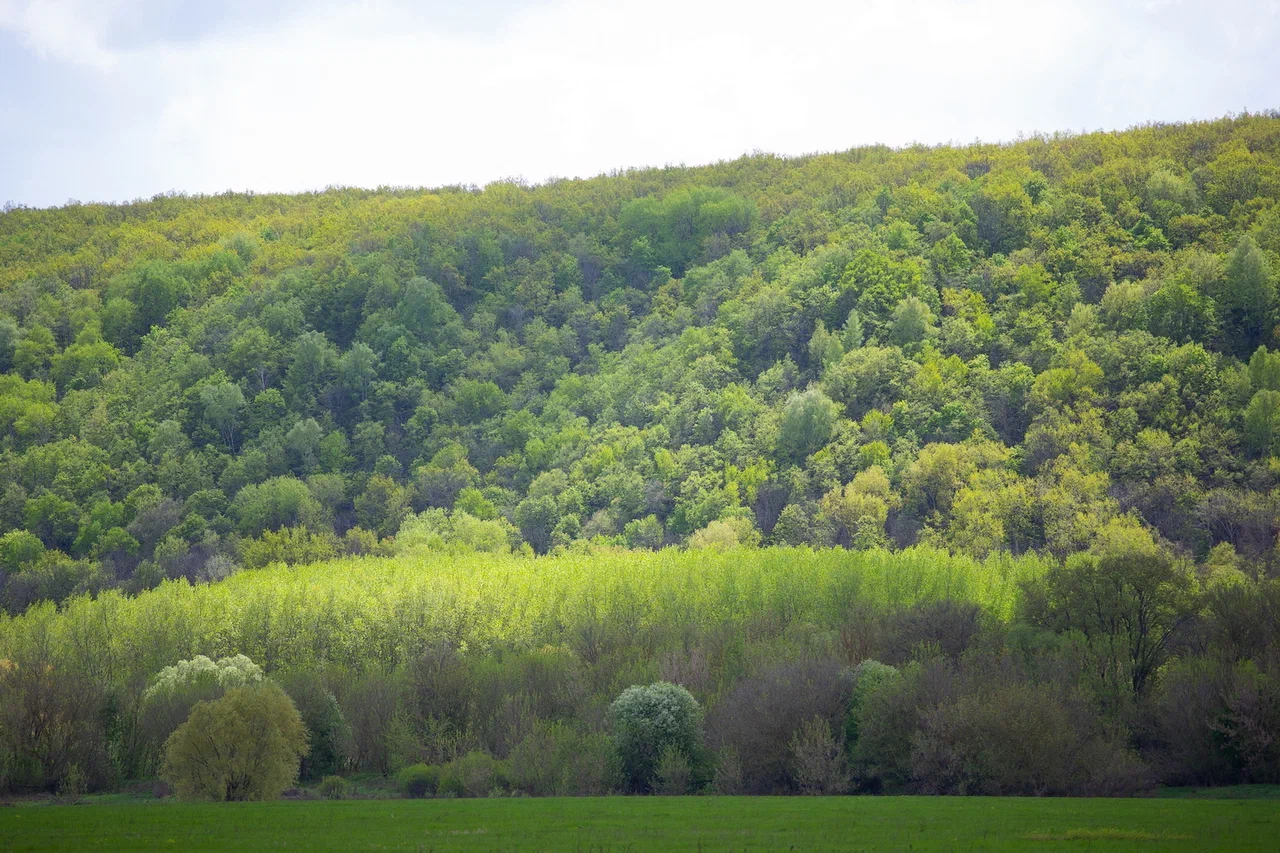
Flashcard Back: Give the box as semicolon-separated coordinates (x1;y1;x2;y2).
2;795;1278;852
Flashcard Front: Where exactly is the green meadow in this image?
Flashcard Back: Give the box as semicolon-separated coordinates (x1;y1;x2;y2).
3;795;1277;852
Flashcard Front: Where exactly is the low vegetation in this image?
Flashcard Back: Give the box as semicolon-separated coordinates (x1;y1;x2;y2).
1;540;1276;800
1;795;1277;852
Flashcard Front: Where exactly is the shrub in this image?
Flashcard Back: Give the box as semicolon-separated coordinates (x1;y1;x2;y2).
506;722;619;796
611;682;703;793
439;750;505;798
710;746;744;795
852;659;955;792
910;682;1149;796
397;763;439;798
56;763;86;803
140;654;264;769
278;670;352;781
163;682;308;801
707;659;851;794
790;716;849;794
318;774;349;800
652;745;692;795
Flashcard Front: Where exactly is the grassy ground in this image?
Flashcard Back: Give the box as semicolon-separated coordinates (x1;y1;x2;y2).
2;795;1279;852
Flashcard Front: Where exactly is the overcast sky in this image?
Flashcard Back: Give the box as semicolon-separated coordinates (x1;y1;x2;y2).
1;0;1277;208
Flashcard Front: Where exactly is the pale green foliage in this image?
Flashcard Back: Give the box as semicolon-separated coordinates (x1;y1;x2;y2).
807;320;844;376
163;682;307;801
687;516;761;550
394;509;519;555
0;548;1050;690
0;530;44;574
888;296;937;349
776;388;839;461
242;526;337;569
820;466;898;548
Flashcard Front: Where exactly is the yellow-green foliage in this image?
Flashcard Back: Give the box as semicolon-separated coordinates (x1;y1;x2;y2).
0;546;1048;687
163;681;307;801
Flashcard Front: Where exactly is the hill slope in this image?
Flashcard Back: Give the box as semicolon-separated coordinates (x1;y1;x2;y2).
2;114;1280;610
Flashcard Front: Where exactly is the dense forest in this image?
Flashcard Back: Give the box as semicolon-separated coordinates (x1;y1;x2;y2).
2;114;1280;800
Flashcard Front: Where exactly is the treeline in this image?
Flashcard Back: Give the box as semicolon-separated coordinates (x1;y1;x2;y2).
0;544;1276;798
3;115;1280;611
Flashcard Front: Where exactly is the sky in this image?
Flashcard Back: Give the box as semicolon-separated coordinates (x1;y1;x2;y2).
1;0;1278;209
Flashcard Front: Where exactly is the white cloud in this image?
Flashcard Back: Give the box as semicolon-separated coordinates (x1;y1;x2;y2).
2;0;1278;205
0;0;126;67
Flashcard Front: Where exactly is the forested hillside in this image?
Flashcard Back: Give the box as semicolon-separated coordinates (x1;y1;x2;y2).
3;115;1280;801
3;114;1280;608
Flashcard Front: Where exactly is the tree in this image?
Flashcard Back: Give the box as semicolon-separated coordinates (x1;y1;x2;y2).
888;296;937;350
353;475;410;538
140;654;264;766
1023;520;1197;699
611;682;704;793
820;467;897;549
200;380;245;451
284;418;323;473
807;320;844;377
776;388;839;461
1145;279;1216;344
13;325;55;380
163;682;307;801
1218;236;1275;356
337;342;378;403
0;315;18;372
230;477;324;537
0;530;45;573
1244;390;1280;457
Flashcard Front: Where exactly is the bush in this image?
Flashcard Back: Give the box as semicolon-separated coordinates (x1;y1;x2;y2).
439;750;505;798
707;659;851;794
910;682;1149;796
852;659;955;792
140;654;264;769
397;763;439;798
163;682;308;801
652;745;692;795
318;774;349;800
611;682;704;793
789;716;849;794
710;746;744;795
278;670;352;781
506;722;619;796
